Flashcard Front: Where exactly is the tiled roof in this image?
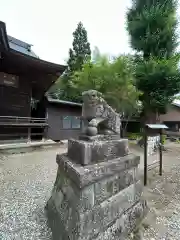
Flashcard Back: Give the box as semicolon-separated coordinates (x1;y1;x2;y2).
7;35;38;58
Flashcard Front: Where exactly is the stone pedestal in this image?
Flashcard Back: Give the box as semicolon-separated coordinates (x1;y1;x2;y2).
46;135;148;240
68;136;129;166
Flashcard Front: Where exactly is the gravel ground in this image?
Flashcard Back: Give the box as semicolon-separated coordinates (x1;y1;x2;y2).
140;145;180;240
0;146;66;240
1;143;180;239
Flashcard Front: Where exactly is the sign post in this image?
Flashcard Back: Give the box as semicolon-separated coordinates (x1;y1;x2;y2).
144;124;168;186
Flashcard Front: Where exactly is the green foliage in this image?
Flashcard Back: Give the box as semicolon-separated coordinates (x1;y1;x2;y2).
66;22;91;74
135;55;180;113
175;139;180;143
48;83;62;99
70;53;141;115
127;0;180;118
54;76;82;102
49;22;91;102
162;134;166;144
127;0;178;58
127;132;141;140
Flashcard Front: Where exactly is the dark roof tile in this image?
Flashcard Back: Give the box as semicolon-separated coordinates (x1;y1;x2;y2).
8;35;38;58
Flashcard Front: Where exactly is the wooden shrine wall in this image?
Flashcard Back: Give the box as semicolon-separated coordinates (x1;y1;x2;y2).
0;72;31;117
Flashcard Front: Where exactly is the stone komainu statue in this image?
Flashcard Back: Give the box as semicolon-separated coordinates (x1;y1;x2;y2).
82;89;121;136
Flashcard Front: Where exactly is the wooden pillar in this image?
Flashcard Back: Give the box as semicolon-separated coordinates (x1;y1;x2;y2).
27;127;31;142
159;129;163;176
144;127;148;186
43;126;48;142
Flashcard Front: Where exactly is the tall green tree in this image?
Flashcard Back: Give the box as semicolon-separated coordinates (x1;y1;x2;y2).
127;0;180;123
70;53;141;117
69;22;91;72
49;22;91;102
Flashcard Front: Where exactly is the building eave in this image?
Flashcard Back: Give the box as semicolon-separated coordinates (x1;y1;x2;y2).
47;97;82;107
0;21;9;51
7;49;66;74
0;20;67;74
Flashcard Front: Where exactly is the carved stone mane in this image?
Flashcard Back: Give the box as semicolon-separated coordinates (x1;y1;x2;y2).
82;90;121;136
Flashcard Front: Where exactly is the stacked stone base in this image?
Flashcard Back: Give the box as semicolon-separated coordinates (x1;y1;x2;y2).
47;197;147;240
46;139;148;240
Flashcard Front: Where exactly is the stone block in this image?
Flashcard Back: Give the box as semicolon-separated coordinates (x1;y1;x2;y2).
94;167;137;204
53;189;64;210
47;197;148;240
79;134;120;141
47;165;143;239
94;200;148;240
46;143;147;240
63;182;95;213
68;138;129;165
46;200;77;240
53;166;95;214
79;180;143;239
56;153;140;188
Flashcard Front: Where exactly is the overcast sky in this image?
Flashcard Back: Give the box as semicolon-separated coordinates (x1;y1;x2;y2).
0;0;180;65
0;0;133;64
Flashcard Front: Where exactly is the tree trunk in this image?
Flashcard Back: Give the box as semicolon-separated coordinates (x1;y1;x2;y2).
121;115;131;138
141;111;159;125
138;111;160;147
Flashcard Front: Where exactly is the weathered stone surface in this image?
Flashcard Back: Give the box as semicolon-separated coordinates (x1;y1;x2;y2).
94;200;148;240
46;176;144;240
82;89;121;135
94;167;137;204
50;162;140;212
56;153;140;188
46;199;148;240
46;198;76;240
52;167;95;213
79;180;143;239
68;138;129;165
79;134;120;141
47;152;143;239
47;122;147;240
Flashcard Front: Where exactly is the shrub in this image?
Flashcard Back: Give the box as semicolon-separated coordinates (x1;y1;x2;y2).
127;132;141;140
161;135;166;145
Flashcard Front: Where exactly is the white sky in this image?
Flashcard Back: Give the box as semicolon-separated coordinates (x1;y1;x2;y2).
0;0;180;65
0;0;132;65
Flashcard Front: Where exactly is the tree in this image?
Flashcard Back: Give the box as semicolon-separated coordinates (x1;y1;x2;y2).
70;53;141;117
127;0;180;123
70;22;91;71
49;22;91;102
92;46;101;63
